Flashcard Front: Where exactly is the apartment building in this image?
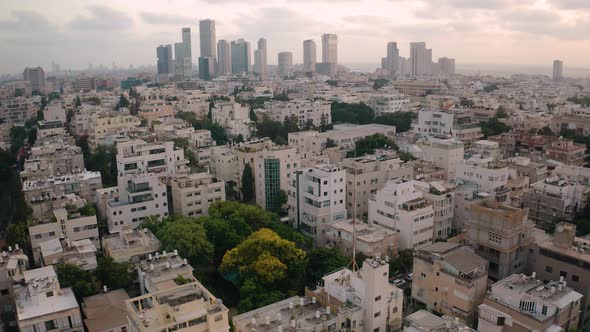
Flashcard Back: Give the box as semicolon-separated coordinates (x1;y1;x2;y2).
416;181;456;240
14;266;84;332
554;164;590;186
522;177;589;230
115;140;189;182
404;310;476;332
137;251;194;294
545;137;587;166
126;281;230;332
43;102;66;123
234;258;404;332
23;171;103;219
412;110;483;146
366;94;410;116
478;273;582;332
21;140;85;181
550;114;590;137
208;145;236;184
418;137;464;180
262;99;331;128
472;140;502;161
528;223;590;330
211;101;254;139
368;179;435;250
39;238;98;271
0;247;29;313
456;155;511;202
325;219;399;258
0;96;36;125
341;152;413;219
412;242;488;325
82;289;130;332
107;173;168;233
171;172;225;217
288;164;347;245
466;201;534;280
84;112;141;149
138;100;174;123
392;80;446;96
102;226;161;263
29;207;99;265
288;123;397;156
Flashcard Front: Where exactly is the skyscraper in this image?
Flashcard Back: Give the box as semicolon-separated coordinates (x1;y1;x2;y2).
23;67;45;92
174;42;185;79
231;39;251;75
254;38;267;76
438;57;456;75
386;42;399;74
410;42;432;76
553;59;563;80
303;39;316;73
199;19;216;76
217;40;231;76
278;52;293;77
198;57;214;80
156;45;173;75
182;27;192;78
321;34;338;64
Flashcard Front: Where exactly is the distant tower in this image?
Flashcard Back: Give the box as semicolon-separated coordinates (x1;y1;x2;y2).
182;27;192;78
321;34;338;64
553;60;563;81
156;45;173;75
23;67;45;92
386;42;399;74
231;39;251;75
199;19;216;77
278;52;293;77
217;40;231;76
303;39;316;74
410;41;432;76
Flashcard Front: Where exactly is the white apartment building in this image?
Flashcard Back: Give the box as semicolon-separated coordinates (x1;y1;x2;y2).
171;172;225;217
263;99;331;129
81;112;141;149
107;173;168;233
101;226;161;263
0;96;36;125
126;281;230;332
39;238;98;271
368;179;435;250
44;102;67;123
341;152;413;219
137;251;194;294
415;181;456;240
288;164;347;245
288;123;397;156
29;207;99;265
418;137;464;180
0;247;29;313
413;109;483;146
212;101;254;139
234;258;404;332
138;100;174;123
456;155;511;202
325;219;399;258
253;147;301;211
14;266;84;332
472;140;502;161
366;94;410;116
115;140;189;181
208;145;236;184
21;141;85;181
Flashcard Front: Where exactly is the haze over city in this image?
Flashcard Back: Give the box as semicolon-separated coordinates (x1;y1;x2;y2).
1;0;590;75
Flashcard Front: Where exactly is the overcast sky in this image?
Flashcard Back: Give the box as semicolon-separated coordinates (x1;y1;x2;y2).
1;0;589;74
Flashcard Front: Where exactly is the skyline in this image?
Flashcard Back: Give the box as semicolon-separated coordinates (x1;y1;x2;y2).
1;0;590;75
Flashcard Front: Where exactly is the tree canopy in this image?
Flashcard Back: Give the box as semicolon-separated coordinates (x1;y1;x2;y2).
374;111;416;133
331;102;375;124
347;133;398;158
480;117;511;138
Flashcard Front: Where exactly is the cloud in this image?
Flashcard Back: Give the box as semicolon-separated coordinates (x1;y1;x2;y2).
548;0;590;9
68;5;133;31
140;12;195;25
498;8;590;40
0;10;55;32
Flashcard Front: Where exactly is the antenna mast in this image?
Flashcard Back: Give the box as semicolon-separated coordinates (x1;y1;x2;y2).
349;165;359;273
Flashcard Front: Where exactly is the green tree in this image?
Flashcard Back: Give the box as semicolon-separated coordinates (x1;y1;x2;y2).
538;126;553;136
372;78;389;90
480;118;511;138
374;111;417;133
95;257;134;290
256;115;285;143
306;248;349;286
40;96;48;110
460;98;475;108
83;143;118;187
6;222;28;248
55;264;96;299
347;133;397;158
209;124;228;145
155;216;214;266
78;203;96;216
249;108;258;122
241;164;255;203
115;94;130;110
74;95;82;108
283;115;299;133
203;215;252;263
389;249;414;275
331;102;375;124
9;126;27;156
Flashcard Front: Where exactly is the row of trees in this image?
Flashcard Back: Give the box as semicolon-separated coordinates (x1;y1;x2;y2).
346;133;416;162
331;102;417;133
141;201;349;313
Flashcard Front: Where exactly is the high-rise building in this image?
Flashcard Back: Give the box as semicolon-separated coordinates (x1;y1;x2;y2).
156;44;173;75
386;42;399;73
321;33;338;64
303;39;316;73
410;42;432;76
277;52;293;77
199;19;216;76
253;38;267;76
23;67;45;93
174;42;185;79
181;27;192;78
231;39;251;75
217;40;231;76
553;59;563;80
438;57;456;75
198;57;214;80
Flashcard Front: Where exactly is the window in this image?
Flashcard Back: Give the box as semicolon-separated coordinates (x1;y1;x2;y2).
572;275;580;282
48;231;56;237
46;291;53;297
542;305;548;315
374;311;381;318
34;234;42;240
560;271;568;278
375;295;381;302
45;320;58;330
545;266;552;273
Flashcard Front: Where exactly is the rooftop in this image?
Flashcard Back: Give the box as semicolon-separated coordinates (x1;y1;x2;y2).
405;310;476;332
83;289;130;332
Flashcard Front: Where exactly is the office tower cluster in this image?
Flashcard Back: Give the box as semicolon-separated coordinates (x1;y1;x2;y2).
157;28;192;81
380;41;455;76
